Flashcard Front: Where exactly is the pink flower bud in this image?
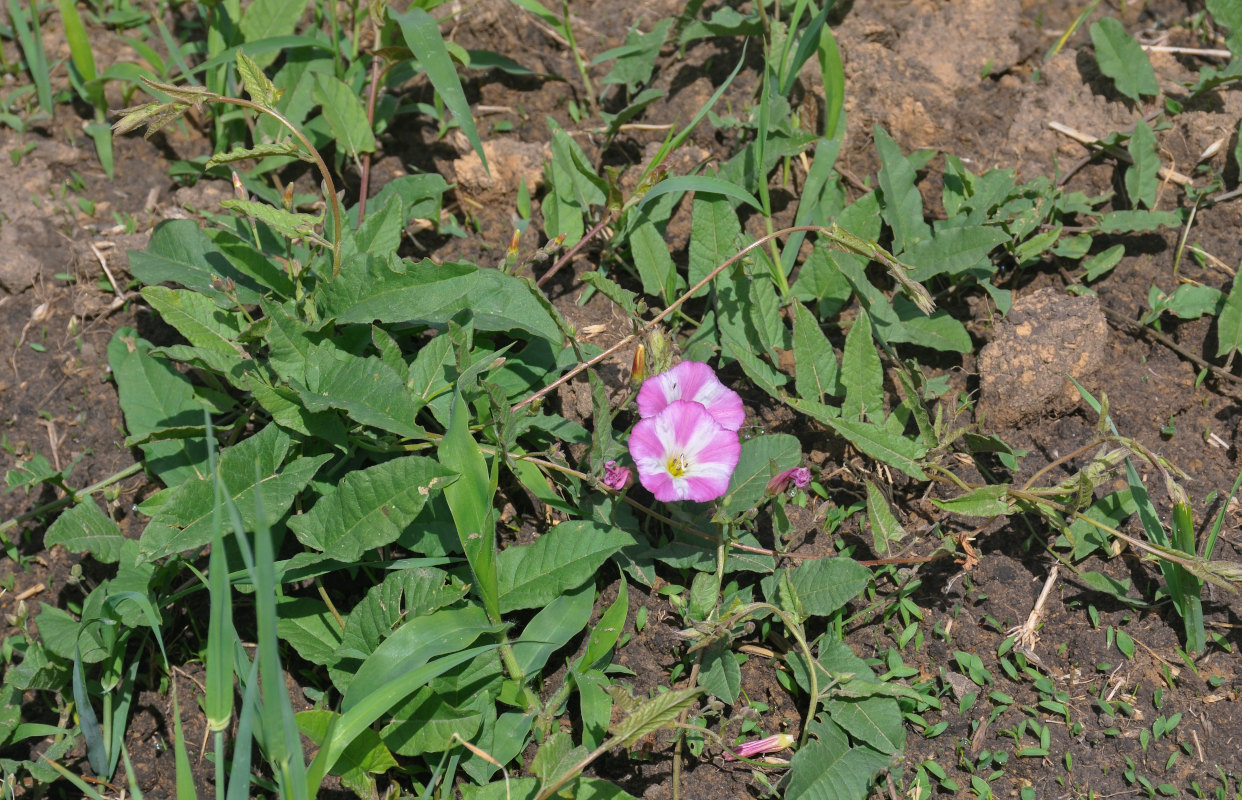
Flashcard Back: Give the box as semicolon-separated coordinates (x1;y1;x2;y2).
724;733;795;761
603;461;632;491
766;466;811;496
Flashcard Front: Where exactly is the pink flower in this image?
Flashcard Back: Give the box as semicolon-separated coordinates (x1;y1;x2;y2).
723;733;795;761
766;466;811;495
628;400;740;503
636;361;745;432
603;461;632;491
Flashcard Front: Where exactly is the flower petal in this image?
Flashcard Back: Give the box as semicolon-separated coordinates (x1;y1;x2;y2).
636;361;745;431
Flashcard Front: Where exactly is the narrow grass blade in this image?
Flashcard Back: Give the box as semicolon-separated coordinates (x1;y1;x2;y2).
441;389;500;621
72;643;109;778
1172;499;1204;654
7;0;52;114
392;7;489;173
225;656;261;800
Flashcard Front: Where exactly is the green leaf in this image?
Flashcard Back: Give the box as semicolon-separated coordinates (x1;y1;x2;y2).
1144;284;1224;324
718;434;801;518
496;521;632;613
579;271;646;319
865;481;907;557
1215;276;1242;358
1096;209;1181;234
130;220;271;304
318;257;563;343
1207;0;1242;56
1083;244;1125;282
792;302;840;401
206;141;305;170
782;557;870;617
932;484;1014;517
220;198;323;241
512;583;595;676
594;19;671;90
1090;18;1159;103
236;50;280;107
277;598;344;667
821;696;904;755
442;389;500;621
688;186;745;300
287;456;457;560
44;502;126;564
633;176;761;217
827;417;928;480
312;73;377;158
381;687;485;757
293;343;427;439
138;425;330;560
874;126;930;254
576;576;628;672
392;7;488;172
108;328;208;489
630;220;679;302
140;286;247;359
903;224;1007;281
786;715;892;800
840;310;883;422
1125;120;1160;209
298;709;398;793
699;639;741;703
238;0;306;67
608;687;702;748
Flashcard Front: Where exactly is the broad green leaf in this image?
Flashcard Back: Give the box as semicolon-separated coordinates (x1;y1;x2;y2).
442;389;500;621
461;778;539;800
874;126;930;254
1083;244;1125;282
1125;120;1160;209
698;639;741;703
129;220;269;304
576;576;628;672
904;224;1007;281
633;175;761;217
288;456;457;560
793;301;840;401
865;481;907;557
345;193;405;261
579;271;646;318
876;301;973;353
1144;284;1224;323
595;19;671;90
496;521;632;613
688;192;744;298
293;343;426;439
1096;209;1181;234
140;286;246;359
1090;18;1159;103
381;687;485;757
718;434;801;518
138;425;330;560
341;606;500;712
329;567;470;692
318;257;562;343
236;50;280;107
45;501;126;564
821;696;904;755
785;716;891;800
108;328;208;488
392;7;488;172
312;73;377;158
840;310;883;422
630;220;678;301
220;198;323;241
780;557;870;617
1215;276;1242;358
238;0;306;67
277;598;344;667
298;709;398;794
828;417;928;480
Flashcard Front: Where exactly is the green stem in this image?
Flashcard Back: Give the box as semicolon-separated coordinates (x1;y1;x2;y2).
0;462;143;537
560;0;598;117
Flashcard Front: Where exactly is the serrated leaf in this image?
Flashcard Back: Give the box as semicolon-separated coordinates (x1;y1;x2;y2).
874;126;930;254
220;198;322;241
206;142;305;170
236;51;280;107
312;73;377;157
130;220;268;304
608;687;702;748
841;310;883;422
827;417;928;480
1215;276;1242;358
140;286;246;358
288;456;457;560
44;501;126;564
1125;120;1160;209
496;521;631;613
1090;18;1159;103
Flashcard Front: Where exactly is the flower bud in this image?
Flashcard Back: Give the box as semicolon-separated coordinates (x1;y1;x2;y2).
603;460;632;491
724;733;795;761
766;466;811;496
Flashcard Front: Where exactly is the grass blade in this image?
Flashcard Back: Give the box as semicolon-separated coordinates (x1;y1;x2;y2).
7;0;52;114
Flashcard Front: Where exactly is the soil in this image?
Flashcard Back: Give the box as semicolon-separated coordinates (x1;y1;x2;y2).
2;0;1242;798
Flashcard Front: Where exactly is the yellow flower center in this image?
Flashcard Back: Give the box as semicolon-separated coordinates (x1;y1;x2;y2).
666;454;689;477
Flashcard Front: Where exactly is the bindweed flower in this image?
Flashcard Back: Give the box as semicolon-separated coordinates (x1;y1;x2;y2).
766;466;811;496
629;400;740;502
723;732;795;761
603;460;632;491
637;361;745;432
